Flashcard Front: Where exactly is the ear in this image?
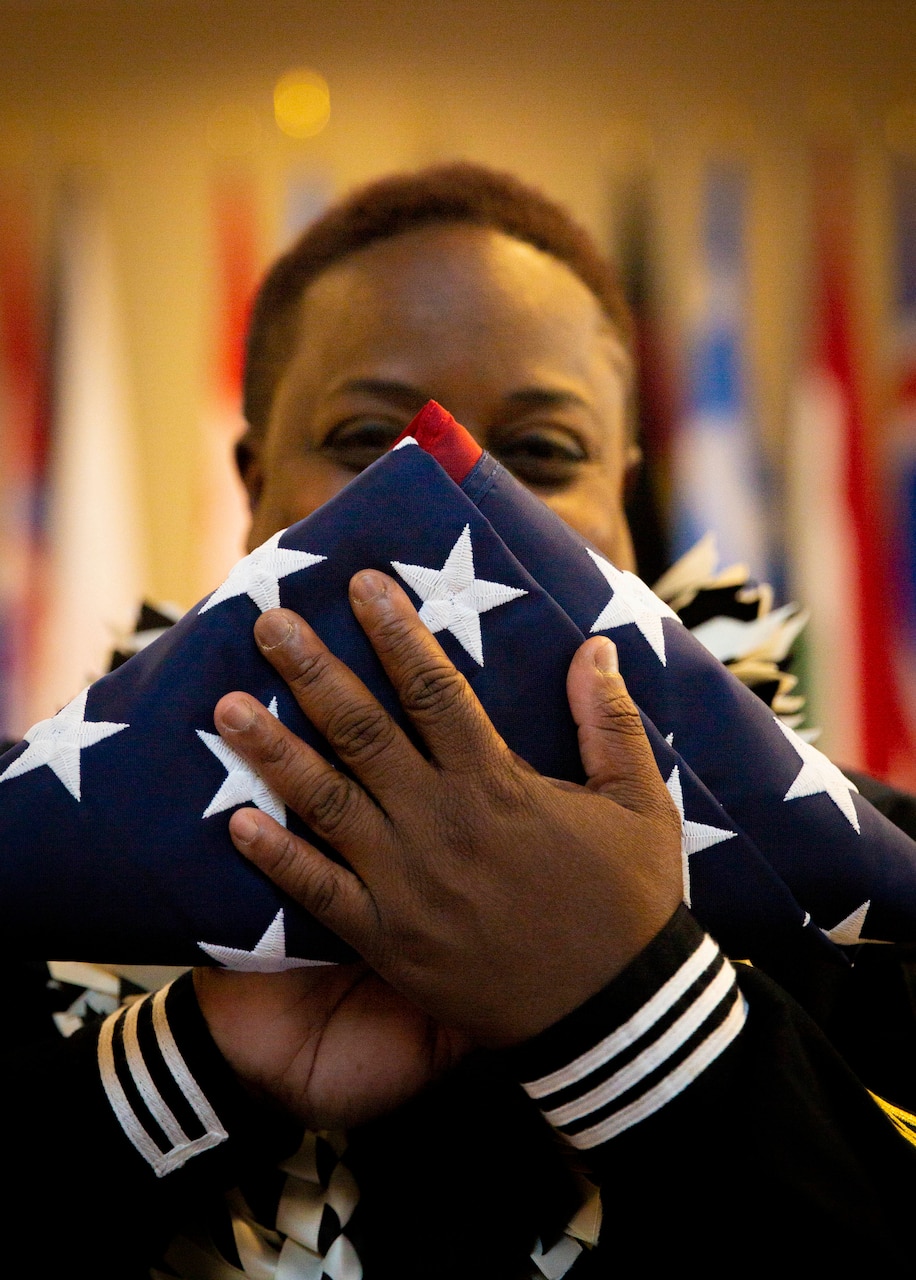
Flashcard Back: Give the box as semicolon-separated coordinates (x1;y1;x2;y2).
235;429;264;511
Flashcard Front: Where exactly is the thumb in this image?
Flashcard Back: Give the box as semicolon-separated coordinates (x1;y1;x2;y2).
566;636;667;811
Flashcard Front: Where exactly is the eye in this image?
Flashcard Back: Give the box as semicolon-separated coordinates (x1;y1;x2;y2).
322;417;405;472
491;427;588;489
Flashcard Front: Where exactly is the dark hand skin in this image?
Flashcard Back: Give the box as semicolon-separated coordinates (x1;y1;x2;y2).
195;569;682;1130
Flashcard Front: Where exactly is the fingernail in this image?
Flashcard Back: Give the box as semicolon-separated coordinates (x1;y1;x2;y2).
350;570;388;604
593;637;618;673
220;696;256;732
231;809;260;845
256;611;293;650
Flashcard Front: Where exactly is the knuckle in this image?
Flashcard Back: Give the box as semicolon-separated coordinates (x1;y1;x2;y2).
253;724;297;772
370;609;417;656
286;645;336;697
370;613;467;717
400;658;466;718
323;701;398;766
601;685;647;739
301;859;343;920
302;768;359;836
258;823;305;882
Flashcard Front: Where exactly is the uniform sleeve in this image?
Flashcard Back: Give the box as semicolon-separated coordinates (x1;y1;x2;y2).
7;922;916;1276
0;971;301;1276
503;905;916;1271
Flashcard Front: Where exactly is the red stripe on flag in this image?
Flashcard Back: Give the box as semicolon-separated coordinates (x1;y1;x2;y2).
396;400;483;484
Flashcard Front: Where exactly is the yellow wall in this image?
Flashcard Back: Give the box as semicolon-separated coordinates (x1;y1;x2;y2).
1;0;915;607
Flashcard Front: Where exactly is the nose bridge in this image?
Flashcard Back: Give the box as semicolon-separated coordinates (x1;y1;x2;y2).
403;345;506;445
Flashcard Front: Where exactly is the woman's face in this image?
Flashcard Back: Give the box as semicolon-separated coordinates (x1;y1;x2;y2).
245;222;637;570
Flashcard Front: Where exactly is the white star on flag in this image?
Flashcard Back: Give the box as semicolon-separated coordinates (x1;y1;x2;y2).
775;717;860;832
199;529;326;615
821;900;889;946
198;909;334;971
586;550;680;665
0;688;129;801
197;697;286;825
666;764;736;907
391;524;527;665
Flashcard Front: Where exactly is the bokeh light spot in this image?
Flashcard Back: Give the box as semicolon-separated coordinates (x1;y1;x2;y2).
274;70;331;139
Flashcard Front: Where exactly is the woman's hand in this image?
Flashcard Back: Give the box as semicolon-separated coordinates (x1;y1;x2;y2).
194;961;471;1130
209;570;682;1053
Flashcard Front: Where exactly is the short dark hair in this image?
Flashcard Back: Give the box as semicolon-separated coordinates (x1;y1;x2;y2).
241;161;634;440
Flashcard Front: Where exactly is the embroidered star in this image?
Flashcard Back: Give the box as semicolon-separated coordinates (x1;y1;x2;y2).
0;688;128;801
586;550;680;665
198;909;333;972
821;900;890;946
391;524;527;665
666;764;736;907
197;697;286;825
775;717;860;832
199;529;325;615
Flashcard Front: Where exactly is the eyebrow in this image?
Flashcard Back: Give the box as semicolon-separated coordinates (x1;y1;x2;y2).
335;379;593;415
502;387;592;412
333;378;430;411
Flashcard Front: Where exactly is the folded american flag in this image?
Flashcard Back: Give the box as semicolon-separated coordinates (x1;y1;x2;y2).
2;401;916;972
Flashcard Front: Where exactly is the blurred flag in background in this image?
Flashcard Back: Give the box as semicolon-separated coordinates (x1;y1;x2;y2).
193;167;333;600
886;154;916;787
787;146;913;785
26;178;145;728
281;167;334;248
0;178;48;740
671;163;774;585
194;175;261;596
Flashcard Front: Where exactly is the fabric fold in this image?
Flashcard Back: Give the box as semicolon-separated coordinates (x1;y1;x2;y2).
0;399;914;970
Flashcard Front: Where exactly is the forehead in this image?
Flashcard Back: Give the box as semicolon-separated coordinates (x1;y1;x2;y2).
288;224;627;388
